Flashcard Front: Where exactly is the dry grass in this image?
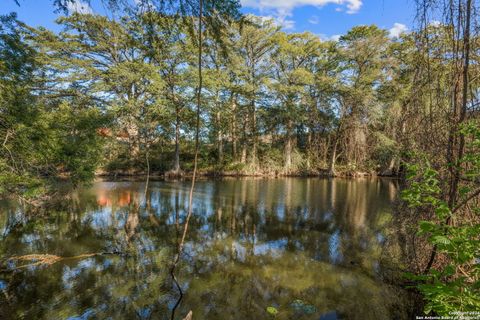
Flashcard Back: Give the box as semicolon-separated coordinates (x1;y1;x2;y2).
2;253;103;271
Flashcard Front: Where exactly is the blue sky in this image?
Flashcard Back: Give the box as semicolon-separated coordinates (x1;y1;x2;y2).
1;0;415;39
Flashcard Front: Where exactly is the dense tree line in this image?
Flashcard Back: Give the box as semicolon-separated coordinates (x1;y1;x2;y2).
2;11;425;186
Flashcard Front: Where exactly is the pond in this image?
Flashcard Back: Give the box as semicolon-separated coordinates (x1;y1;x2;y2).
0;178;411;319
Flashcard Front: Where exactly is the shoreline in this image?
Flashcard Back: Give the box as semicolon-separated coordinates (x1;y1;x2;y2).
95;170;401;180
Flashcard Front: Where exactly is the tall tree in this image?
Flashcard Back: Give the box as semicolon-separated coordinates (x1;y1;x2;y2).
270;31;321;172
333;25;389;174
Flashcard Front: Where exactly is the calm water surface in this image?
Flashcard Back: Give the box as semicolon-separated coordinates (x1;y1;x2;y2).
0;178;409;319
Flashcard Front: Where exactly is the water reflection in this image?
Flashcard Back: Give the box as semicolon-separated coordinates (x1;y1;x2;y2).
0;178;409;319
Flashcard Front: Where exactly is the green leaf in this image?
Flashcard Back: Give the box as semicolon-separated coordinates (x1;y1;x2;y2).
432;235;451;245
266;306;278;316
419;221;436;233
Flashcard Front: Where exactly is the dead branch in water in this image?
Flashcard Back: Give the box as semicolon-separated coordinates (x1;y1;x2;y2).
182;311;193;320
0;251;124;272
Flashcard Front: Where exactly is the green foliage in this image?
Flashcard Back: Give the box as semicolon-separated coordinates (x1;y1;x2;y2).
372;132;398;168
0;6;437;199
289;299;317;314
3;7;416;185
50;102;108;184
259;148;284;173
266;306;278;316
401;125;480;315
0;14;108;198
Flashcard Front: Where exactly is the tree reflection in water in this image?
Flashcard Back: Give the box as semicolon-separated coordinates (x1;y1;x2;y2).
0;178;411;319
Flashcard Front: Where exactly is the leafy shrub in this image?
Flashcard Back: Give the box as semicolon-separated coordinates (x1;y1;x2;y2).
402;123;480;315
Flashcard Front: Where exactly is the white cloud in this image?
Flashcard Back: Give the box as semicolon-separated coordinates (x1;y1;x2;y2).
308;15;319;24
241;0;362;30
67;0;93;14
255;15;275;23
317;33;342;42
257;14;295;30
388;22;408;38
330;34;341;41
282;19;296;29
241;0;362;14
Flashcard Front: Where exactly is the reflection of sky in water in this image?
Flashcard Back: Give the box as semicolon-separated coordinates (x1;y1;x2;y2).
0;178;409;320
319;311;339;320
277;205;285;221
62;259;97;290
21;233;41;244
253;238;288;257
323;211;333;222
376;233;385;244
85;208;114;229
67;308;95;320
329;229;342;264
232;240;247;262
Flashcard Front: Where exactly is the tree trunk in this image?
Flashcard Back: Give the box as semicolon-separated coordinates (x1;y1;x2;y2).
216;111;223;164
173;108;181;172
284;119;293;172
145;150;150;194
231;94;237;160
241;143;247;163
306;127;313;169
250;99;257;167
126;121;140;159
328;139;338;177
380;157;396;176
250;63;257;168
323;134;330;165
241;114;247;164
